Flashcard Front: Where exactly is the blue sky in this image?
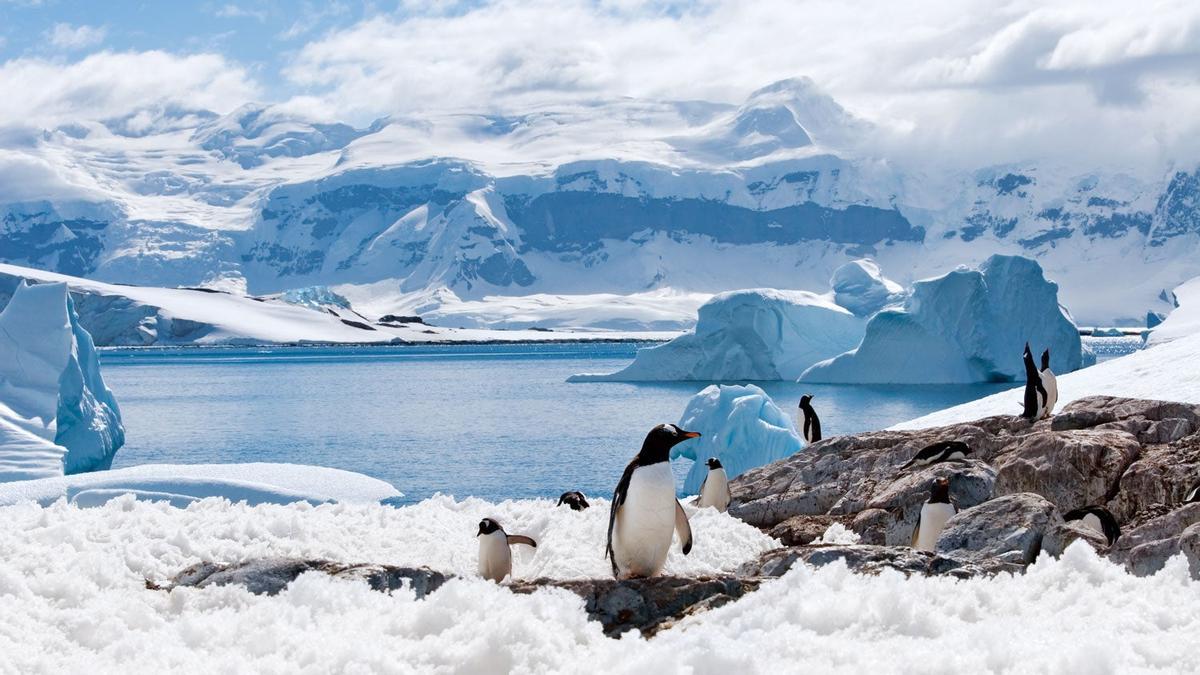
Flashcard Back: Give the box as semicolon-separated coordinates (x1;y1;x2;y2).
0;0;1197;167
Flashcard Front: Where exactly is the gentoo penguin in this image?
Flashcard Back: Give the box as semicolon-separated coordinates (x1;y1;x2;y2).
1063;506;1120;546
798;394;822;444
900;440;972;470
476;518;537;582
556;491;590;511
1021;343;1047;421
606;424;699;579
1038;349;1058;419
696;457;731;512
911;477;957;552
1185;483;1200;504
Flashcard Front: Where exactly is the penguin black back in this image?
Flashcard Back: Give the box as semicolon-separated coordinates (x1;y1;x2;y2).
1021;343;1045;420
1063;505;1120;545
1040;349;1051;371
557;491;590;511
799;394;822;443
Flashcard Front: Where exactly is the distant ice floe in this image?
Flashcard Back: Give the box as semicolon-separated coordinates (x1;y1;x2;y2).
803;255;1089;384
673;384;804;494
0;281;123;481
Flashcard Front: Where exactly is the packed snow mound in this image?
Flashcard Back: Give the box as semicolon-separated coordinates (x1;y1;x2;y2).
0;281;122;480
570;289;864;382
803;255;1086;384
894;329;1200;429
673;384;803;494
830;258;905;316
1148;275;1200;345
2;502;1197;672
0;462;400;506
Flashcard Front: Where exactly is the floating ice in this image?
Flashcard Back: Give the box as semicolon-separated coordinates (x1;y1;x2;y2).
803;255;1087;384
673;384;803;494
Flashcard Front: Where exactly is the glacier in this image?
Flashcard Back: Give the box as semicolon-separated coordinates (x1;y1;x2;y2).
0;280;123;480
569;289;864;382
673;384;803;494
802;255;1087;384
830;258;906;316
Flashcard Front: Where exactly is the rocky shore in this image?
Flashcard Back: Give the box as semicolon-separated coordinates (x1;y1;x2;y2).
156;396;1200;636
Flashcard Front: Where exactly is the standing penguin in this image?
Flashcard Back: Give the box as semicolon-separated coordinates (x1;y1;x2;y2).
696;457;731;512
606;424;699;579
798;394;822;444
911;477;957;552
1039;349;1058;419
477;518;537;582
1021;343;1047;421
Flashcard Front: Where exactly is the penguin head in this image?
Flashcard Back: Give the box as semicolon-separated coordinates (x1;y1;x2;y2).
706;457;723;470
799;394;813;408
1041;349;1050;370
557;491;589;510
477;518;503;536
929;476;952;503
639;423;701;464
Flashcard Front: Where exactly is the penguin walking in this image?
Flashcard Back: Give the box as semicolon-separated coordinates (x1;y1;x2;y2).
606;424;698;579
911;477;957;552
1063;506;1120;546
1039;349;1058;419
1021;343;1048;421
477;518;537;582
696;457;731;512
900;441;971;470
557;491;590;511
798;394;822;444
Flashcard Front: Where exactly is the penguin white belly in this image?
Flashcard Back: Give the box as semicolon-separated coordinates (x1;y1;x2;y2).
1040;370;1058;418
478;531;512;582
1080;512;1104;535
697;468;730;512
798;410;813;443
914;502;956;552
614;463;677;578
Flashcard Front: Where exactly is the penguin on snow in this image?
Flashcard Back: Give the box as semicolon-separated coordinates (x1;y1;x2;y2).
696;457;731;512
557;491;590;511
1021;343;1048;421
1038;349;1058;419
477;518;537;582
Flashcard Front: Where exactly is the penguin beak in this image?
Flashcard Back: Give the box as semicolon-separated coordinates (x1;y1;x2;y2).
681;431;701;439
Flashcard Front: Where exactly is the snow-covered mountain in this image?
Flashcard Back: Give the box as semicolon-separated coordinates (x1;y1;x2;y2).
2;78;1197;326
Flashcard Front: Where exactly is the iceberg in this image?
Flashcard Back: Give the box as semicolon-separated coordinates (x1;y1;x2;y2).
569;289;864;382
801;255;1087;384
830;258;906;316
672;384;803;494
0;281;123;481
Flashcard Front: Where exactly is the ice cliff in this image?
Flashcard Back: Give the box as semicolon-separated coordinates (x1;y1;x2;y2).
0;281;123;480
802;255;1087;384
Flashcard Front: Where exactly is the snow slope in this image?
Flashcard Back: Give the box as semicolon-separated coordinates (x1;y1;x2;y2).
0;463;400;506
1149;275;1200;345
673;384;803;494
0;281;123;480
0;498;1196;671
0;264;678;345
570;289;863;382
803;255;1085;384
893;330;1200;430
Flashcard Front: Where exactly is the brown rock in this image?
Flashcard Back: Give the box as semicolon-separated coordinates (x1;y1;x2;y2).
1109;503;1200;576
991;430;1140;510
936;493;1065;564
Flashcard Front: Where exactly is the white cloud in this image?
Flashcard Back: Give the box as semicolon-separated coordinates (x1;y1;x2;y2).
215;4;268;22
0;51;260;127
46;23;107;50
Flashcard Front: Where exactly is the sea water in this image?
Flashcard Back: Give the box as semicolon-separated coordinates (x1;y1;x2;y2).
99;339;1136;504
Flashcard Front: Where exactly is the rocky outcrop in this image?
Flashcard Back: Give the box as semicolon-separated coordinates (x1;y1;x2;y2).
737;544;1020;579
152;558;451;598
730;396;1200;576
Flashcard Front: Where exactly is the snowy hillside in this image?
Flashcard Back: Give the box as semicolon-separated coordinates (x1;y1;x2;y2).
1;78;1198;326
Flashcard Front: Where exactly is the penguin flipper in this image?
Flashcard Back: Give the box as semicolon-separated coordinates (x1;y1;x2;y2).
506;535;537;548
674;500;693;555
910;521;920;548
605;459;637;576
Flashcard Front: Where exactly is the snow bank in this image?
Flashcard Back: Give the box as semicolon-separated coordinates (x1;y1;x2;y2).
0;281;123;480
570;289;864;382
1149;275;1200;345
830;258;905;316
673;384;803;493
1;498;1196;671
803;255;1086;384
0;462;400;507
894;330;1200;430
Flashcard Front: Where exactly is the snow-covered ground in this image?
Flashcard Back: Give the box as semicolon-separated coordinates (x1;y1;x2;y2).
893;330;1200;430
0;496;1195;671
0;264;679;345
1149;275;1200;346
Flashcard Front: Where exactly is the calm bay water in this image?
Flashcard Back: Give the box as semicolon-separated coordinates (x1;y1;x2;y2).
97;343;1026;504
